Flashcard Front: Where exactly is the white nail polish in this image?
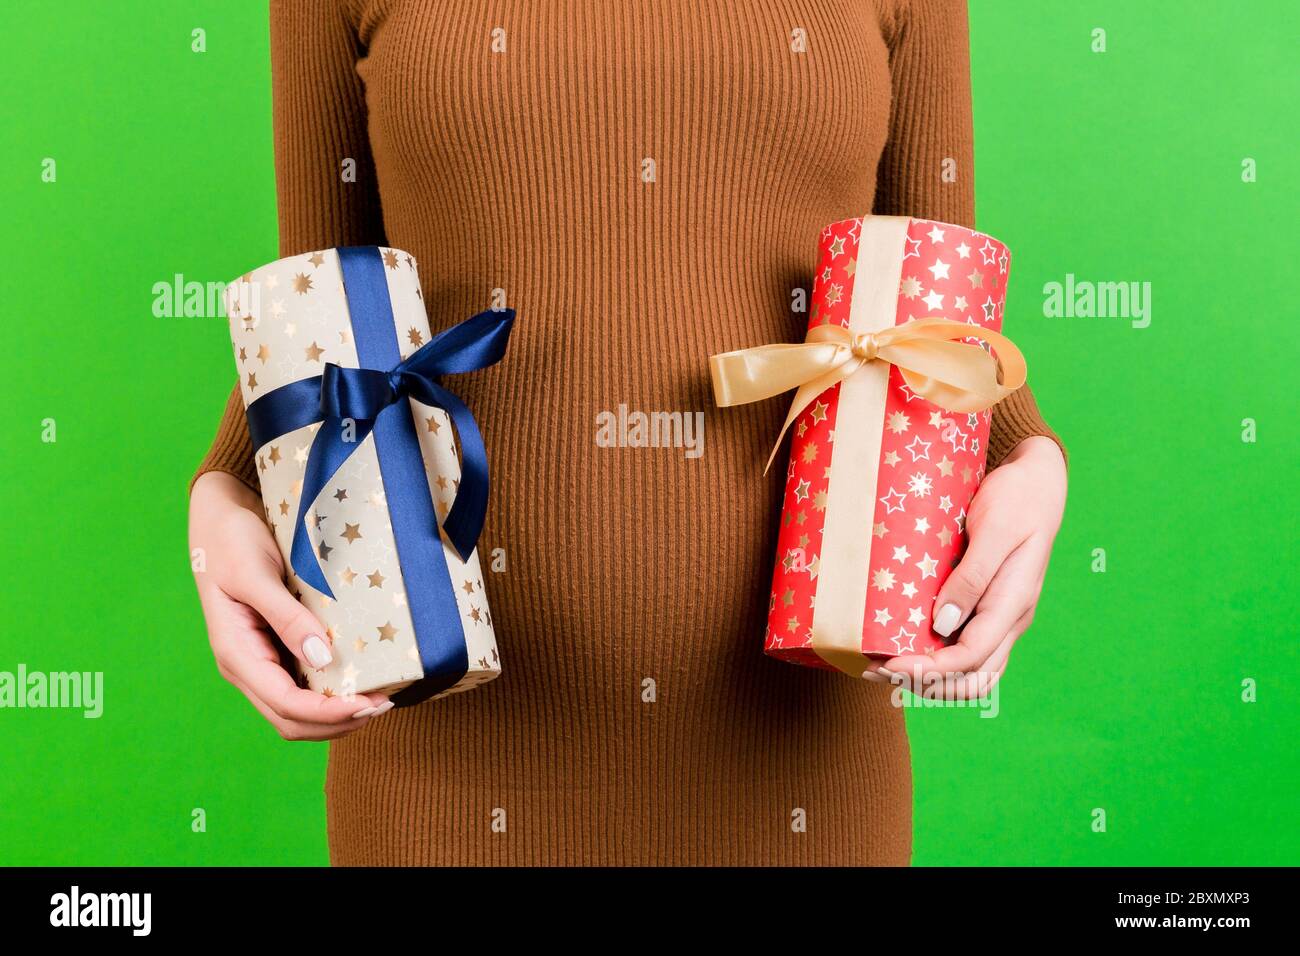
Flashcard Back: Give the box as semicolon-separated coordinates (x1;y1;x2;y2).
351;706;379;719
933;603;962;637
373;701;395;716
303;635;333;669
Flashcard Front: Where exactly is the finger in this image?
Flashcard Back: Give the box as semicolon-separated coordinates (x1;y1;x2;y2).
930;519;1029;640
951;617;1025;700
225;670;377;742
862;660;892;683
224;565;334;673
230;649;392;724
886;538;1044;679
207;603;390;724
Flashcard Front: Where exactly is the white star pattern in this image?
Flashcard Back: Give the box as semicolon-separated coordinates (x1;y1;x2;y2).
905;435;932;462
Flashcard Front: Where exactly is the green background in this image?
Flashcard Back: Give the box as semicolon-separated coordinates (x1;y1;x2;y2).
1;1;1295;866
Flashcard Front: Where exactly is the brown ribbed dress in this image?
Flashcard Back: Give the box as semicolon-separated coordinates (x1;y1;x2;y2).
196;0;1062;865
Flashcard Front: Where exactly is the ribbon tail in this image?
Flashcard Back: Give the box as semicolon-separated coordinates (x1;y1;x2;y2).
763;362;861;473
406;381;491;563
288;416;376;598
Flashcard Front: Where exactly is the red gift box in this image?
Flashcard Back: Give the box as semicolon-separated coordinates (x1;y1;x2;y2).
710;215;1025;678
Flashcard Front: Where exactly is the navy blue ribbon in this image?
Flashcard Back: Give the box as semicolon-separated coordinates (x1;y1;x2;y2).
243;246;514;704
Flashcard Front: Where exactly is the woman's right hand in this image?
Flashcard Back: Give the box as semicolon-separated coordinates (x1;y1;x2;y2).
189;471;392;740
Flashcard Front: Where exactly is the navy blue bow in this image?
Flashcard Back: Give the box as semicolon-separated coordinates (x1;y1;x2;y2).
244;251;514;601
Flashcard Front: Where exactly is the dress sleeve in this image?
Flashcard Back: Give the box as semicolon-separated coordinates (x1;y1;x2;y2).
873;0;1066;470
191;0;386;495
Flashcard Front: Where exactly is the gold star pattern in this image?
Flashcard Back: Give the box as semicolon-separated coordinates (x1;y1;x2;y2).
382;249;400;269
426;415;441;433
377;621;398;641
257;343;271;363
305;341;325;362
408;327;424;348
340;522;363;544
292;273;313;295
278;499;290;516
810;400;829;425
246;372;258;391
307;251;325;267
367;570;385;589
340;567;358;586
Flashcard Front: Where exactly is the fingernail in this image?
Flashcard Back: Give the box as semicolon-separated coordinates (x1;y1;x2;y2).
862;669;887;683
351;705;379;719
303;635;332;669
933;603;963;637
373;701;395;716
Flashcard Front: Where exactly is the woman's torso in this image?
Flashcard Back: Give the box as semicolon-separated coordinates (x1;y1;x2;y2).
325;0;914;866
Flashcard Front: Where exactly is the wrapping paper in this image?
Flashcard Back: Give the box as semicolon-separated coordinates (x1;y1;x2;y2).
761;216;1013;674
223;248;500;702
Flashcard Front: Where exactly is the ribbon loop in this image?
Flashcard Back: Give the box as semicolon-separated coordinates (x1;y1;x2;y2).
709;316;1026;472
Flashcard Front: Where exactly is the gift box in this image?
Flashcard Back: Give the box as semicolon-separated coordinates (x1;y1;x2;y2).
223;246;514;705
710;216;1026;677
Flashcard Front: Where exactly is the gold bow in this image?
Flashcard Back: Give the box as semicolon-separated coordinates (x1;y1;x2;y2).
709;317;1028;471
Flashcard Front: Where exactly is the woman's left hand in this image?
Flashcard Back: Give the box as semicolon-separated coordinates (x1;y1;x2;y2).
875;435;1067;698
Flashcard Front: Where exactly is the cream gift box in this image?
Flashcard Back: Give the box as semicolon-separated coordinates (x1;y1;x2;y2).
223;246;513;705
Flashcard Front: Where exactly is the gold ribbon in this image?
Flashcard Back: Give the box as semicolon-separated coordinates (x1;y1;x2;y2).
709;316;1027;471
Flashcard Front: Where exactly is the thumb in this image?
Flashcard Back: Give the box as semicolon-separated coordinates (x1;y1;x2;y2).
931;527;1019;638
227;567;334;673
